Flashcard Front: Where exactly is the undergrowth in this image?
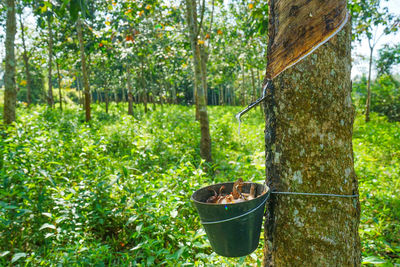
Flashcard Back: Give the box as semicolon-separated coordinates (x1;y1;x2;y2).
0;103;398;265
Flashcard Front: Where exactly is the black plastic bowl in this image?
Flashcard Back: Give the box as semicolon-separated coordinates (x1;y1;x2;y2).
191;182;270;257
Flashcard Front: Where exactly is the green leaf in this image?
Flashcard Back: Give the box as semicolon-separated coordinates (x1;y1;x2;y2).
11;253;27;263
0;251;10;257
362;256;387;264
126;215;138;225
39;223;56;231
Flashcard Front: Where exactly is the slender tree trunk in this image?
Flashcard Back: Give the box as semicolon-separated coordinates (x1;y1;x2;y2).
56;61;62;111
4;0;17;124
19;13;32;106
143;92;148;113
99;88;103;103
219;86;223;105
263;21;360;266
365;46;373;122
241;59;246;105
140;61;148;113
121;82;126;102
47;15;54;108
185;0;212;162
251;67;256;101
194;86;199;120
114;88;118;104
127;65;134;116
76;74;82;106
76;17;91;122
172;84;177;104
105;88;109;114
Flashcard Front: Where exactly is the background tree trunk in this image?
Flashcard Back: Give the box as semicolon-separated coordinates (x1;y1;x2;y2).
4;0;17;124
47;15;54;108
19;12;32;106
56;61;62;110
76;17;91;122
365;47;373;122
263;22;361;266
105;88;109;114
185;0;212;162
127;65;134;116
241;59;246;106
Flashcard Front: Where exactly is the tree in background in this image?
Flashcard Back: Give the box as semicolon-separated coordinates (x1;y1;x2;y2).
185;0;212;162
349;0;399;122
3;0;17;124
17;4;32;106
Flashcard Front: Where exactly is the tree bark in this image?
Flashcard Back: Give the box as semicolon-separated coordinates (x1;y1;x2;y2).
105;87;109;114
47;15;54;108
127;65;134;116
19;12;32;106
56;61;62;110
76;74;82;106
76;17;91;122
263;21;360;266
185;0;212;162
365;46;373;122
4;0;17;124
251;67;256;102
241;59;246;105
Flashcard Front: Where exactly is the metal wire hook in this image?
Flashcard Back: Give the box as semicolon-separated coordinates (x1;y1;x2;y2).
235;79;272;123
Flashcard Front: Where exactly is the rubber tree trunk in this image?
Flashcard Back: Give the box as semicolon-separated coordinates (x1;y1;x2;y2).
76;17;91;122
19;12;32;106
56;61;62;111
263;22;361;266
47;15;54;108
185;0;212;162
105;88;109;114
127;65;134;116
251;67;256;101
4;0;17;125
241;59;246;105
76;74;82;107
365;46;373;122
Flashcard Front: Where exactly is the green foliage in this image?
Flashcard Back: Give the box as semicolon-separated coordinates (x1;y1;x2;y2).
1;103;399;264
348;0;397;43
377;43;400;76
16;63;45;104
0;104;265;265
353;113;400;264
353;75;400;121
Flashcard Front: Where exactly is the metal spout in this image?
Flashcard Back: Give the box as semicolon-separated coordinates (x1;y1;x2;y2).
235;80;272;122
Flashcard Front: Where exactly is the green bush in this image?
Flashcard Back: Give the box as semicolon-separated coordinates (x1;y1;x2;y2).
352;75;400;121
0;103;398;265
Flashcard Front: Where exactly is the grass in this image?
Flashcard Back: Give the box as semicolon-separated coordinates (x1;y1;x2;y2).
0;102;398;265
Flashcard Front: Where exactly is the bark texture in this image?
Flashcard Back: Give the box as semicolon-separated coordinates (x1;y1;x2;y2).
77;17;91;122
4;0;17;124
365;47;373;122
185;0;212;162
263;22;361;266
127;66;134;116
19;13;32;106
56;61;62;110
47;16;54;107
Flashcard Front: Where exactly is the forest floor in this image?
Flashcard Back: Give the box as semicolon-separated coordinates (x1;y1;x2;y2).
0;103;399;265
